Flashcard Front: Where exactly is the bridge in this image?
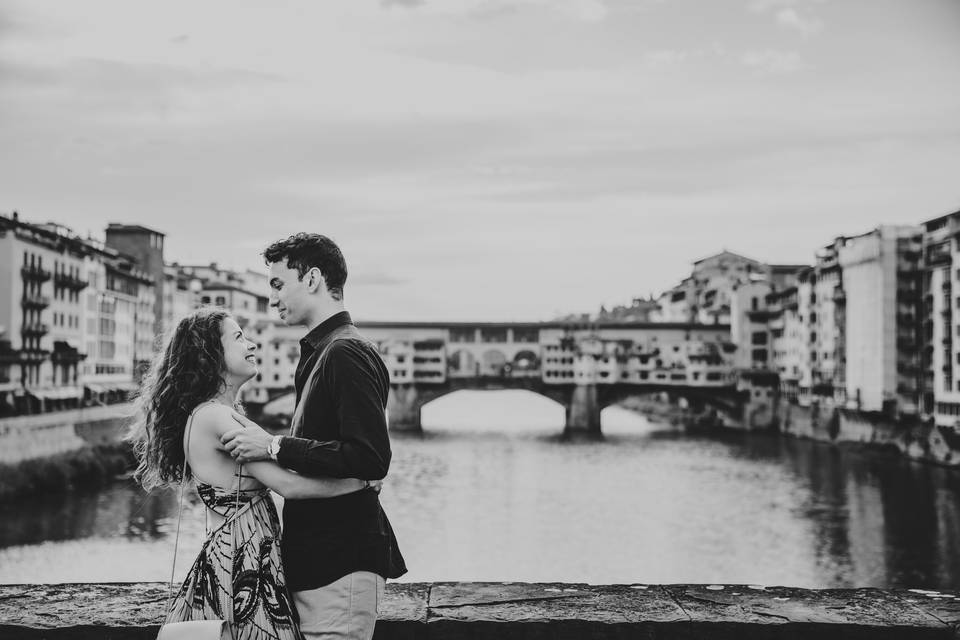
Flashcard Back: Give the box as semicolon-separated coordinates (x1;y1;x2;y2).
351;321;748;437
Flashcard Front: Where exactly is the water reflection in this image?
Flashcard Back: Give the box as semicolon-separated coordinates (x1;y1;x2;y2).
1;391;960;589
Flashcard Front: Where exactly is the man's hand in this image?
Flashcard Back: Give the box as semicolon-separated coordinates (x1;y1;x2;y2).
220;414;273;463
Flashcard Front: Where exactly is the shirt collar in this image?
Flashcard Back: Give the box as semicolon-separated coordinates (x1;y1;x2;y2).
301;311;353;351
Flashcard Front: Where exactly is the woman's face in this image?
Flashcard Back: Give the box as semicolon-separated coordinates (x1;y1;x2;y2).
219;316;258;383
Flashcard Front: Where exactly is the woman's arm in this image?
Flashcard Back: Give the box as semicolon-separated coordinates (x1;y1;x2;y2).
196;405;371;499
242;460;368;500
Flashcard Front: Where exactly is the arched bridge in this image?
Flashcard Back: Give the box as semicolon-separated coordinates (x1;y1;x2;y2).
356;321;749;437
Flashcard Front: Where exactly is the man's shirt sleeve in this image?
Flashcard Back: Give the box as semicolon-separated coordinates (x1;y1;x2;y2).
276;340;391;480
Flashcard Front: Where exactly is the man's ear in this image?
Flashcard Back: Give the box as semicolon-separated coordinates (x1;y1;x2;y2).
306;267;326;293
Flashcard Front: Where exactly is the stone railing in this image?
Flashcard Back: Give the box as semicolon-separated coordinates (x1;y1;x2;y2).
1;581;959;638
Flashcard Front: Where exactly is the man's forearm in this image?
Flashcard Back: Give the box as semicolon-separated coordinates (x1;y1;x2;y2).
276;436;389;479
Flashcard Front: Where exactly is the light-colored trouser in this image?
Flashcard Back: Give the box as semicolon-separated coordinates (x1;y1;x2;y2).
293;571;385;640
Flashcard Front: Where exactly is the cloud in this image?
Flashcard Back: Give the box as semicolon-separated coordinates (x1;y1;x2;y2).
381;0;426;7
379;0;608;22
740;50;806;74
643;49;691;67
775;7;822;36
747;0;823;36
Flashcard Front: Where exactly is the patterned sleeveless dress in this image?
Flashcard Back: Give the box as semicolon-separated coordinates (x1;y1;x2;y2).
164;407;303;640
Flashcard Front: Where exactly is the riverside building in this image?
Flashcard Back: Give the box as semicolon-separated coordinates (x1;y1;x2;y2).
655;250;807;326
920;209;960;427
0;212;155;415
838;226;923;416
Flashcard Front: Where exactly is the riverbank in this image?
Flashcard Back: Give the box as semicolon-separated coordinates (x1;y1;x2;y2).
0;405;136;501
773;403;960;467
622;393;960;469
2;581;958;639
0;443;134;502
616;396;690;426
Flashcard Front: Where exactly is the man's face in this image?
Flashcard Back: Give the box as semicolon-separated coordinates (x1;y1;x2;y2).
268;261;312;326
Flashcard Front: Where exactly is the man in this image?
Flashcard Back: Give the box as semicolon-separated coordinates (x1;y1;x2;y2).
222;233;406;640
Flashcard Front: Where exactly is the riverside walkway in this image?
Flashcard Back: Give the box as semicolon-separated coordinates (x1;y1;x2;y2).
2;581;959;638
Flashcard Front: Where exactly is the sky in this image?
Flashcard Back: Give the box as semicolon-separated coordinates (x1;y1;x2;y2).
1;0;959;321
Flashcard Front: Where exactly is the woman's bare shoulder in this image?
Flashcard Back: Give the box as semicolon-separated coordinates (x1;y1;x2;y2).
191;402;236;437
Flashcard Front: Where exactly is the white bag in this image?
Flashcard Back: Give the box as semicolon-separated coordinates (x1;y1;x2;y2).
157;619;232;640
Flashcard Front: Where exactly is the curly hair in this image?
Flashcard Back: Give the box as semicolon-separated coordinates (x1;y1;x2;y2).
125;307;231;491
263;233;347;300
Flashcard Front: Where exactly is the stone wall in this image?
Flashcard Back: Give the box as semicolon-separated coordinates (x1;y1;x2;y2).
2;582;959;639
774;402;960;467
0;404;131;465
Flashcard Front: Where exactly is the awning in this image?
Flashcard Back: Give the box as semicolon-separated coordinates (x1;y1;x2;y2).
85;384;105;394
54;386;84;400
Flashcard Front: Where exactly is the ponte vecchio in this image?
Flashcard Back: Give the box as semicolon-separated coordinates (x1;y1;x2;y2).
352;321;746;437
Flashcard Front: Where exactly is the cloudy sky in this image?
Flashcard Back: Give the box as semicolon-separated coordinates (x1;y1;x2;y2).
1;0;958;321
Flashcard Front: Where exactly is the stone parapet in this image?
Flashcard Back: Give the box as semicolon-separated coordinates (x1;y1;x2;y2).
2;581;959;639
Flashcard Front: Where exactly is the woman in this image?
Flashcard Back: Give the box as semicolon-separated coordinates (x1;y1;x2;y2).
127;308;371;640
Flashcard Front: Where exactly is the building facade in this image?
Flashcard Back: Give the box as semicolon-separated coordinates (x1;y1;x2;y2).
838;226;922;415
921;209;960;427
655;251;807;326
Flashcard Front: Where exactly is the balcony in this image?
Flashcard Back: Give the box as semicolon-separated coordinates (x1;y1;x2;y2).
0;347;48;364
897;336;917;350
21;293;51;310
51;350;87;364
21;322;49;337
53;272;90;291
927;245;952;266
897;289;920;302
20;265;52;282
0;340;17;364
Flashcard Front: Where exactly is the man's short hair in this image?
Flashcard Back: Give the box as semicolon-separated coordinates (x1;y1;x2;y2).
263;233;347;300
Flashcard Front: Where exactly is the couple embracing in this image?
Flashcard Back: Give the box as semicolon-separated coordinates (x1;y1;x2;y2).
128;233;406;639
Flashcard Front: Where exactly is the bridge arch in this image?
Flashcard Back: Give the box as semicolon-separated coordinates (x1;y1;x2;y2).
480;349;508;376
595;386;744;427
448;349;478;376
512;350;540;372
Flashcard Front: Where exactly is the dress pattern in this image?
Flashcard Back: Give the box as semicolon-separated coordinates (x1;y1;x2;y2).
164;474;303;639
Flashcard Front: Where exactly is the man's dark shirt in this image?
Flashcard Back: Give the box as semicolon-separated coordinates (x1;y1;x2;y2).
275;311;407;591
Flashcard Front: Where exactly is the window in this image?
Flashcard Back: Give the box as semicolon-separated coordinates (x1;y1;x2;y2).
751;297;758;311
480;328;508;343
215;296;226;306
751;332;767;345
450;328;475;343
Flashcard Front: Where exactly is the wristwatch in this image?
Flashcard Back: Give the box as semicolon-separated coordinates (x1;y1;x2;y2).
268;435;283;461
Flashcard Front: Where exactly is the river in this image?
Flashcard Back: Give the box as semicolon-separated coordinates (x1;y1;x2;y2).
2;390;959;588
